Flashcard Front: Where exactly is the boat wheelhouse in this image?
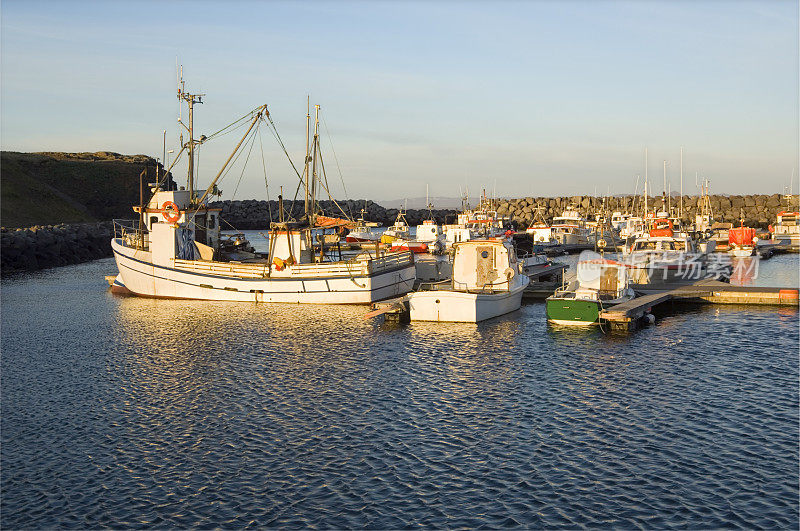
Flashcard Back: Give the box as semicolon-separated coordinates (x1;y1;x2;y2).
770;207;800;249
551;206;593;245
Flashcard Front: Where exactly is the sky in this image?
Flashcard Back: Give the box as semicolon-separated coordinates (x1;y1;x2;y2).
1;0;797;202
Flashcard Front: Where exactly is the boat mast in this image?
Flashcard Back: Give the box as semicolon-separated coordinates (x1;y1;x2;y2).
304;96;311;217
680;146;684;220
177;69;204;205
644;148;648;214
662;159;667;214
309;105;321;228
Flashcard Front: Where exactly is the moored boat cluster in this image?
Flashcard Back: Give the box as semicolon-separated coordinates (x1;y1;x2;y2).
102;78;799;326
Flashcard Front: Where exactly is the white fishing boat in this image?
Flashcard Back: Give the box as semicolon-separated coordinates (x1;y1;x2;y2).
411;219;446;254
110;80;415;304
769;204;800;249
610;211;629;232
619;216;645;240
622;218;720;284
551;206;594;245
524;205;559;247
463;192;510;238
407;239;529;322
444;225;475;248
345;208;380;243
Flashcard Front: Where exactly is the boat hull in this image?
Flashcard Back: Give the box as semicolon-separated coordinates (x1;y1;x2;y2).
407;281;528;322
546;298;601;325
112;239;416;304
345;234;379;243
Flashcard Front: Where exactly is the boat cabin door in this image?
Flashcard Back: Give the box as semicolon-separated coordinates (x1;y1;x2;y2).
599;266;619;297
475;245;496;288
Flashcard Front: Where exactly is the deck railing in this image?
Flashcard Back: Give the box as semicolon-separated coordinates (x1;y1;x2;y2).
172;250;414;279
113;219;148;250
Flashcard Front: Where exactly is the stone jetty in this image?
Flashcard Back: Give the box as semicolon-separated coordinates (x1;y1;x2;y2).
212;194;792;230
1;194;794;273
1;222;113;274
209;199;459;230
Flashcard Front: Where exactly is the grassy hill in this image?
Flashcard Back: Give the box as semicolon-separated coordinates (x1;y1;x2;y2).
1;151;174;228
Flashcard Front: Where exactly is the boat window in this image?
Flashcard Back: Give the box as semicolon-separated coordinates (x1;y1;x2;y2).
208;215;216;229
150;216;159;229
635;241;658;250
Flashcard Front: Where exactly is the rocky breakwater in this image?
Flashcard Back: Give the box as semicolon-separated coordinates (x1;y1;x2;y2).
210;199;458;229
493;194;792;229
1;222;113;274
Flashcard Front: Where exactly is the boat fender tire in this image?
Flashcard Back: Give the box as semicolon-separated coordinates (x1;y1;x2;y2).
162;201;181;223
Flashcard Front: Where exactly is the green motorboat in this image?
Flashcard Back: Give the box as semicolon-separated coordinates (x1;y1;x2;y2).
546;258;635;326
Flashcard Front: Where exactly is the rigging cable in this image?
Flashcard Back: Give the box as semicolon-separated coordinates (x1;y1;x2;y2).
258;127;273;223
231;123;260;199
204;108;260;142
264;114;307;220
321;113;352;219
317;147;353;221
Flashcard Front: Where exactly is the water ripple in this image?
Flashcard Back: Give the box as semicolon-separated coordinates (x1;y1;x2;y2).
1;257;798;528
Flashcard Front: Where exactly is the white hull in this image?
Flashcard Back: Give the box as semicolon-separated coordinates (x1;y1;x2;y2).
407;278;529;322
549;318;597;326
728;247;755;257
112;239;415;304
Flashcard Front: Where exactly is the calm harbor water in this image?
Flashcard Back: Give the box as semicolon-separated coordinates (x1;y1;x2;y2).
2;253;798;528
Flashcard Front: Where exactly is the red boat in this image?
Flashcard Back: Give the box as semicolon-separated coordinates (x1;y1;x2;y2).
390;240;429;253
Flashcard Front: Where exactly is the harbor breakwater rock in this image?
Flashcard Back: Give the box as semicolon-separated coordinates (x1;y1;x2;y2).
490;194;792;228
208;200;459;230
1;194;792;273
211;194;793;230
1;222;113;274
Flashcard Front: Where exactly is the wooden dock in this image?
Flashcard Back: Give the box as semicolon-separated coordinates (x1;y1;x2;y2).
364;296;410;323
598;292;675;328
600;280;799;331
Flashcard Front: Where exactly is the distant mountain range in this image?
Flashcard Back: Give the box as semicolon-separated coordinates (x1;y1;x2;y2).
379;196;480;209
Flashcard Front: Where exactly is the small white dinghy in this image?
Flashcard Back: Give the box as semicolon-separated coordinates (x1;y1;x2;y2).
408;239;529;322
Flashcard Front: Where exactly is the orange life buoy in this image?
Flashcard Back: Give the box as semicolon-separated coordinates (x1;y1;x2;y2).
162;201;181;223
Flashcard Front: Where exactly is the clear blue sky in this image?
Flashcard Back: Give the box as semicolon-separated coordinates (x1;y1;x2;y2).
2;0;797;201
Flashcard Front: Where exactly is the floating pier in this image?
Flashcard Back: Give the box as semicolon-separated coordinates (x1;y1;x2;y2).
600;280;799;331
364;296;410;323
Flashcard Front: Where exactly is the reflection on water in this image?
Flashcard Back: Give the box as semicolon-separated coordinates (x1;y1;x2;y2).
1;256;798;528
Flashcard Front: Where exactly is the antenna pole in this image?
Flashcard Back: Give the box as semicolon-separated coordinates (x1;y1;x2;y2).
680;146;684;220
177;68;204;204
